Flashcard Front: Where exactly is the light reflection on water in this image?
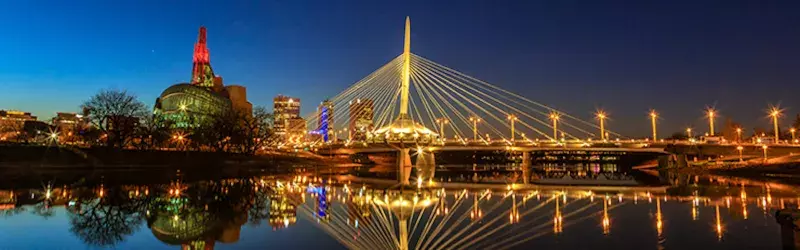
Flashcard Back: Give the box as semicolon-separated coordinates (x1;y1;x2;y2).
0;165;798;249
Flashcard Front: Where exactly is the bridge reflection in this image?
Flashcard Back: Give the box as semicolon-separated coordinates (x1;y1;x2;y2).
1;171;799;249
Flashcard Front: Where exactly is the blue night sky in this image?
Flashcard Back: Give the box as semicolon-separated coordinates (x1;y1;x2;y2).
1;1;799;136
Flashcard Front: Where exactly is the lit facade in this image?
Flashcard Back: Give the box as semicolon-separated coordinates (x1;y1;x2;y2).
51;112;87;142
0;110;37;141
348;99;374;140
274;95;301;141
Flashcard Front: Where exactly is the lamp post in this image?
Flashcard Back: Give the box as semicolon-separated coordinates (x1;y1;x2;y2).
791;128;796;144
769;107;781;143
649;110;658;141
736;127;742;143
686;128;692;139
550;112;560;142
596;111;607;141
706;108;716;136
736;146;743;162
436;118;449;144
470;116;481;142
762;145;768;161
507;114;518;142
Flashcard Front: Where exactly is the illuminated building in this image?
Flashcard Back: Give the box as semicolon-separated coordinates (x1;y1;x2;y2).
286;118;307;143
51;112;87;143
0;110;37;140
348;99;374;140
317;100;334;142
274;95;302;141
154;26;252;128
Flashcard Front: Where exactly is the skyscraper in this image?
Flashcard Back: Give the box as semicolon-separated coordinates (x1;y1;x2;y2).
317;100;334;142
348;99;374;140
274;95;302;141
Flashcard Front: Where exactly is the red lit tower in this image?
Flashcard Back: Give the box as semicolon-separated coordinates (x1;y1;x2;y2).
191;26;215;88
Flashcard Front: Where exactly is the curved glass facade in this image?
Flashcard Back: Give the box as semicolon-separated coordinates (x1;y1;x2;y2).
154;83;232;128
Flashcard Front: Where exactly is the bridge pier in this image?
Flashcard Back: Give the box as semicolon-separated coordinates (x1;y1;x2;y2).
416;150;436;182
397;149;413;185
521;151;530;184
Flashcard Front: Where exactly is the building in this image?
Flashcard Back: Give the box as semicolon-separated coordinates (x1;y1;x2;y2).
153;26;252;128
0;110;37;141
317;100;334;142
51;112;87;143
274;95;301;141
348;99;374;140
286;117;307;143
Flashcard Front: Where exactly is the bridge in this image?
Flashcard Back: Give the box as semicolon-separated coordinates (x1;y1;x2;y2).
274;17;800;184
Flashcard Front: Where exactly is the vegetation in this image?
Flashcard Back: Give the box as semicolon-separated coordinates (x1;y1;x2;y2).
81;89;149;148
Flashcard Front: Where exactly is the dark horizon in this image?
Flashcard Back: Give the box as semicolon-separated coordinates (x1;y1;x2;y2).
1;1;799;137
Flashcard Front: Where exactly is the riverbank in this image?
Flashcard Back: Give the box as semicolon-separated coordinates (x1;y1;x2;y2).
0;145;337;169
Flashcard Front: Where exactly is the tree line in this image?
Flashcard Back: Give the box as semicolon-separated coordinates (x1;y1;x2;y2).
3;89;275;156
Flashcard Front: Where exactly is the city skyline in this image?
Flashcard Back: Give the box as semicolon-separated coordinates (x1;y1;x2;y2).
1;1;799;136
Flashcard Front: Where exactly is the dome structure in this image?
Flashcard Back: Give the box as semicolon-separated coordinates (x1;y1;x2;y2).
154;83;232;128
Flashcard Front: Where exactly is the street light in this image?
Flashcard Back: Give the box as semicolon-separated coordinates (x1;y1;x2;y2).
596;111;607;141
762;145;768;161
706;108;717;136
736;145;743;162
507;114;518;142
550;112;560;142
686;128;692;139
469;116;481;142
735;127;742;142
649;110;658;141
769;106;782;143
436;118;449;144
791;128;796;143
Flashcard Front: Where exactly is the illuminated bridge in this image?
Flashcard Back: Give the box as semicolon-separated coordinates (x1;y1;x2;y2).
278;17;800;183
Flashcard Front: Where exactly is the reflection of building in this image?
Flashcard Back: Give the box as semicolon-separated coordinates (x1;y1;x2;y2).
348;99;374;140
268;192;298;230
147;199;248;250
274;95;302;142
317;100;334;142
154;26;252;128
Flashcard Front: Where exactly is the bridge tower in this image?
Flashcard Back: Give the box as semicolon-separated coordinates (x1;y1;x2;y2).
373;17;438;185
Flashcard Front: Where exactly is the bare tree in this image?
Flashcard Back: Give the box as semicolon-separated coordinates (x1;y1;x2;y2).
238;107;274;155
81;89;148;148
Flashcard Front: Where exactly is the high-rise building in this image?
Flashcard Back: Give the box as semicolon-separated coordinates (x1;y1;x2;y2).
348;99;374;140
154;26;252;128
317;100;334;142
274;95;302;141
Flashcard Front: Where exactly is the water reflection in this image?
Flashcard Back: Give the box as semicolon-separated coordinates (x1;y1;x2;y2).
0;167;799;249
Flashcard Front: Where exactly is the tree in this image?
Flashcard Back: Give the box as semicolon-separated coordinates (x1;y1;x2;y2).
68;188;149;247
81;89;148;148
133;115;173;150
238;107;274;155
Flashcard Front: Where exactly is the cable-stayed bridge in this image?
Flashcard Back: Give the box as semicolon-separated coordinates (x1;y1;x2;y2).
298;17;620;148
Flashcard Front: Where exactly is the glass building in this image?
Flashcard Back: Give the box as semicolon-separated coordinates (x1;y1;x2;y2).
154;83;232;128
